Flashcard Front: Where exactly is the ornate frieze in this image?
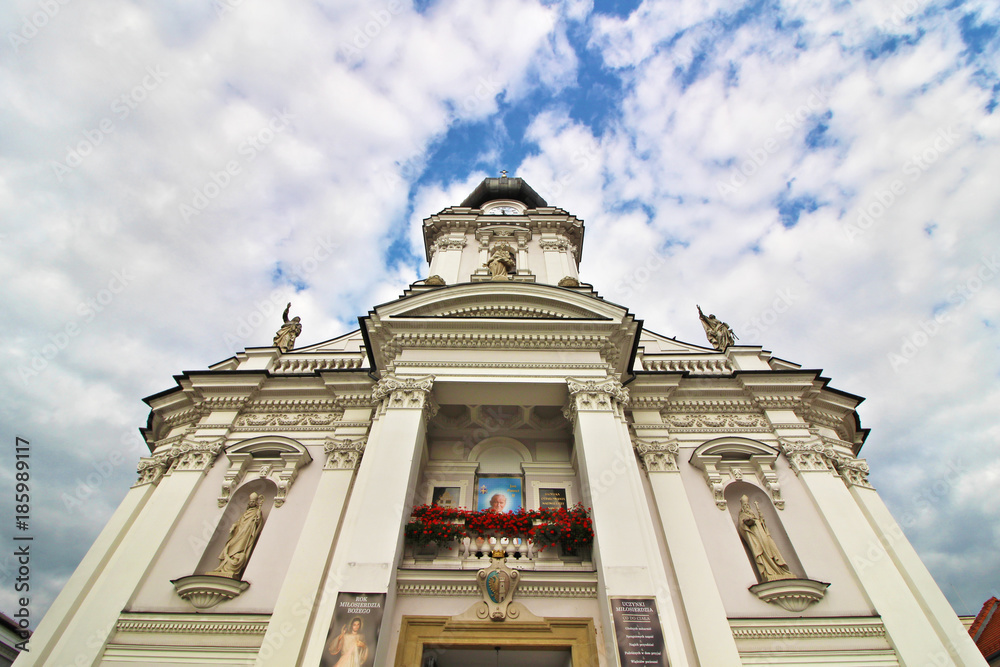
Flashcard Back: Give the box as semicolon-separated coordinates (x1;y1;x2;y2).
634;439;680;472
234;412;340;428
663;413;768;430
641;357;733;374
324;437;367;470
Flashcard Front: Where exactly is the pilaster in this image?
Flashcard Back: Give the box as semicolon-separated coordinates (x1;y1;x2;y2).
301;375;435;667
778;437;967;666
255;434;369;665
35;436;225;666
566;377;690;667
635;437;743;666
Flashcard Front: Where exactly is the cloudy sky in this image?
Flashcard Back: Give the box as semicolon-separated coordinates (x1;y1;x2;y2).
1;0;998;623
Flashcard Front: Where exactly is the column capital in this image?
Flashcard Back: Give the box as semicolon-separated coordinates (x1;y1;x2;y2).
634;438;680;473
566;376;629;407
133;437;225;487
778;437;873;489
324;437;367;471
372;374;435;409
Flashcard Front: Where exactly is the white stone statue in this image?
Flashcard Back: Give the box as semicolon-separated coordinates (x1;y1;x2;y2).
209;492;264;579
737;495;795;582
485;244;516;280
273;302;302;352
698;305;737;351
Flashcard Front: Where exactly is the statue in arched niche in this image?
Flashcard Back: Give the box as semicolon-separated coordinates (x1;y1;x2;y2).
485;243;516;280
210;492;264;579
737;494;796;582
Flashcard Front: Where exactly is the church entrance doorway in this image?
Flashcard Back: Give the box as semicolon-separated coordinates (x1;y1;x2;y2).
421;647;572;667
394;616;598;667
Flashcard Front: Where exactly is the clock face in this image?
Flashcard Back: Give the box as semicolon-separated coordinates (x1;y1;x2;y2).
486;205;520;216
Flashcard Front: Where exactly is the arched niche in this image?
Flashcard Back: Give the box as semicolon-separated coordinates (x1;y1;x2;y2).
217;435;311;508
469;436;531;473
725;481;804;583
195;477;277;577
689;437;782;510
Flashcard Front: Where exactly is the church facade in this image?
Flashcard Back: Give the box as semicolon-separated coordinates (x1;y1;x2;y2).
17;177;984;666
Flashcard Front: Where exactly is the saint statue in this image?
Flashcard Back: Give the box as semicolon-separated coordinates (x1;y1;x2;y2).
736;495;796;582
209;492;264;579
273;302;302;352
327;616;369;667
697;305;737;351
485;244;516;280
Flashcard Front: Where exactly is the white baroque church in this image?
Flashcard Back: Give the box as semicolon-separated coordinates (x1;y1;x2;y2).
17;177;984;666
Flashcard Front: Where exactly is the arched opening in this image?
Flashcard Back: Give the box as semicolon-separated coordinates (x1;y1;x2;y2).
725;481;804;583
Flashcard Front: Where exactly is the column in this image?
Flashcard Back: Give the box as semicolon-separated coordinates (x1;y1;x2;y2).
842;463;986;666
566;378;690;667
35;438;224;667
780;439;965;667
14;479;156;665
635;439;743;666
255;428;369;665
300;375;434;667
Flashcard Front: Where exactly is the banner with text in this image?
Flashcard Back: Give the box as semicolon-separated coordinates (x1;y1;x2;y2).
610;596;668;666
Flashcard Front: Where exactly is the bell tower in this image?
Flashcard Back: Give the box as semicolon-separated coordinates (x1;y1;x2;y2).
422;174;584;286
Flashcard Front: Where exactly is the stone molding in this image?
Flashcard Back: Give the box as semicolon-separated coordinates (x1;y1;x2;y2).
778;437;873;489
134;437;225;487
271;356;365;373
324;437;367;470
641;357;733;374
437;305;569;318
729;617;886;641
396;581;598;599
115;613;270;636
379;332;627;371
634;438;680;472
690;439;783;510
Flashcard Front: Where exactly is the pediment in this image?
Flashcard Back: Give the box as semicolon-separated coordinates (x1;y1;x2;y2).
379;283;621;322
639;328;716;354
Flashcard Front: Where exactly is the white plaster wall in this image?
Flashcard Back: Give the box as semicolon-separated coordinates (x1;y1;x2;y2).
678;446;875;618
127;440;324;613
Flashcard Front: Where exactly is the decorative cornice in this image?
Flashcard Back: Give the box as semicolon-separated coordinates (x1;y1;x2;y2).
115;613;270;636
437;305;569;319
729;617;886;641
273;356;366;373
634;438;680;473
642;357;733;374
395;581;598;598
324;437;367;470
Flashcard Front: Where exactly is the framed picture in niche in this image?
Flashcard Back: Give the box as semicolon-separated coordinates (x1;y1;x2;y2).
430;486;461;509
538;487;568;510
476;475;523;513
